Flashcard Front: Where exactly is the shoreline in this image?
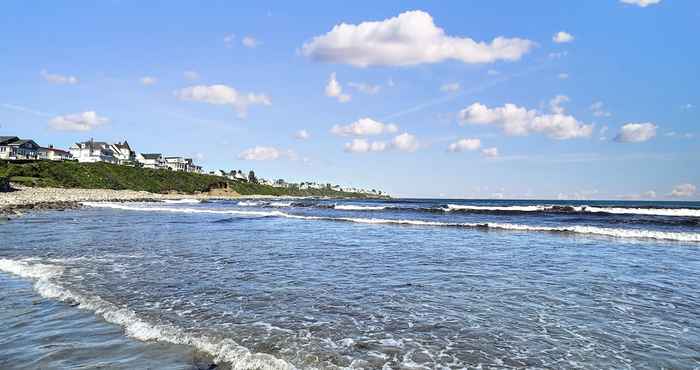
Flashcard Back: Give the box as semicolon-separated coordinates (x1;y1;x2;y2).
0;185;262;217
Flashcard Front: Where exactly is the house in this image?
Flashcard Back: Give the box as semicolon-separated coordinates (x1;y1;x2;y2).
136;153;166;169
69;140;118;164
164;157;201;173
0;136;40;160
38;145;73;161
111;141;136;164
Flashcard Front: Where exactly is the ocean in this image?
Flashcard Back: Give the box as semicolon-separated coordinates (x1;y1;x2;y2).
1;198;699;369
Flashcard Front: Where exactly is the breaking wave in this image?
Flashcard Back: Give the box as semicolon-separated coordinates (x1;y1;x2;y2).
162;199;202;204
0;258;295;370
444;204;700;217
333;204;388;211
82;202;700;242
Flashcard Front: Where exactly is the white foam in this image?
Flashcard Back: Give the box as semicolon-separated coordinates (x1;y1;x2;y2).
445;204;700;217
81;202;700;242
269;202;293;207
0;258;295;370
334;204;388;211
237;201;261;207
82;202;284;218
162;199;201;204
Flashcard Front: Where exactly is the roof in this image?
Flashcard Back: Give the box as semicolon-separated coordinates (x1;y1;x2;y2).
41;147;71;155
140;153;162;159
6;139;38;147
0;136;19;145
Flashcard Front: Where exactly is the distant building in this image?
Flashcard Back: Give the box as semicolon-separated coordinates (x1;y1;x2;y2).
0;136;40;160
38;145;73;161
111;141;136;164
164;157;201;173
136;153;166;169
69;140;118;164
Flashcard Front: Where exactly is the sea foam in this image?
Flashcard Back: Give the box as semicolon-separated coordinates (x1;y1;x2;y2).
0;258;296;370
445;204;700;217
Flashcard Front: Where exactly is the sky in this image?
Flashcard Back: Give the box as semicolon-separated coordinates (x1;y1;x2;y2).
1;0;698;199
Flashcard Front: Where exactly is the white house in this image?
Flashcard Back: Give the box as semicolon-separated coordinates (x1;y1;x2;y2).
136;153;166;169
111;141;136;164
164;157;202;173
38;145;73;161
0;136;40;160
69;140;118;164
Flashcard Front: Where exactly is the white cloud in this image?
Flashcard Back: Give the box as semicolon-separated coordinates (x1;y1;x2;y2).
553;31;574;44
331;117;398;136
344;138;388;153
549;95;569;114
548;51;568;59
440;82;461;92
49;111;109;131
184;71;200;81
41;69;78;84
242;36;260;48
348;82;381;95
643;190;657;199
223;33;235;47
557;73;569;80
459;97;594;140
301;10;534;67
325;72;351;103
671;183;696;197
481;147;499;158
590;101;611;117
174;84;271;118
140;76;157;85
615;122;657;143
238;146;294;161
392;132;419;152
620;0;661;7
448;138;481;152
681;103;694;110
295;129;310;140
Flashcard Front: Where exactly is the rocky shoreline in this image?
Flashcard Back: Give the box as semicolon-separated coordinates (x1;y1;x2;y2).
0;185;244;217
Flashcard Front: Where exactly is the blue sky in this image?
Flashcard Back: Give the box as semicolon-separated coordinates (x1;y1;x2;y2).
1;0;698;199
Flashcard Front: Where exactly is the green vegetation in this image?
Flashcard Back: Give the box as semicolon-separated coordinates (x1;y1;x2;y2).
0;160;378;197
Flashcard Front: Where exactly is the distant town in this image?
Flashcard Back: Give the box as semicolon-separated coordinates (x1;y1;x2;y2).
0;135;385;196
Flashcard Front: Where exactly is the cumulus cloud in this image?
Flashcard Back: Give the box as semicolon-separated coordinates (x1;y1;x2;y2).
295;129;310;140
242;36;260;48
41;69;78;84
615;122;657;143
553;31;574;44
175;84;271;118
440;82;461;92
481;147;499;158
459;97;594;140
325;73;351;102
183;71;200;81
448;138;481;152
140;76;157;85
238;146;295;161
557;73;569;80
620;0;661;7
392;132;419;152
344;133;419;153
331;117;398;136
590;101;611;117
301;10;534;67
671;183;696;197
344;138;388;153
348;82;381;95
49;111;109;131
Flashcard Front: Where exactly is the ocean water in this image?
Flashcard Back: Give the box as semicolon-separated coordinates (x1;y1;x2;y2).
1;198;699;369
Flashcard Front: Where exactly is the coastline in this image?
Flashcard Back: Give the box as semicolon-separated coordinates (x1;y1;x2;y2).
0;185;245;217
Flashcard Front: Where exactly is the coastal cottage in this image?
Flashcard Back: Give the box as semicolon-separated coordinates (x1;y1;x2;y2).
69;140;118;164
136;153;166;169
111;141;136;164
38;145;73;161
0;136;40;160
164;157;201;173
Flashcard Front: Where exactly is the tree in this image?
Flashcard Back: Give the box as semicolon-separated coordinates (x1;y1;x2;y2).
248;170;258;183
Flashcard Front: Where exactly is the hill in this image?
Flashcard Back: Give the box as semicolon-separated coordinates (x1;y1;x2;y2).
0;160;381;198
